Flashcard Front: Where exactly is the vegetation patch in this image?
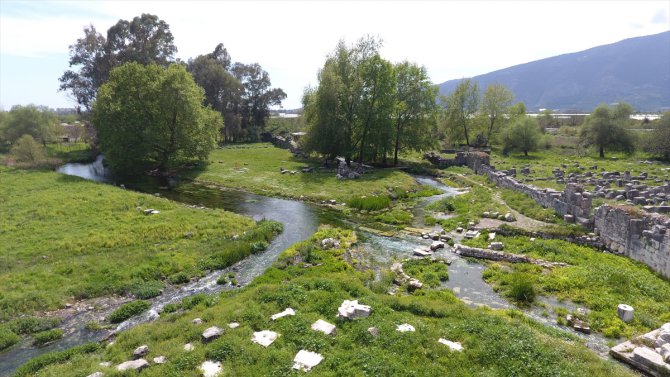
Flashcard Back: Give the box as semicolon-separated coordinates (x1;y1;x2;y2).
402;259;449;288
108;300;151;324
469;235;670;337
29;227;636;376
500;188;561;223
0;326;20;351
0;166;281;321
32;328;64;346
374;208;412;225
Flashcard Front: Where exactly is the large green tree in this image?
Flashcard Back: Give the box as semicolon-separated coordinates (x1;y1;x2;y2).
442;78;479;146
580;103;635;158
303;37;437;165
60;14;177;111
501;117;542;156
481;83;514;145
93;62;220;173
644;112;670;160
1;105;59;146
391;61;438;165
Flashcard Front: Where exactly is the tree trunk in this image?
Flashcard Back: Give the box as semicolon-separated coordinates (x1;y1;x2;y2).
394;123;401;166
524;150;528;156
599;146;605;158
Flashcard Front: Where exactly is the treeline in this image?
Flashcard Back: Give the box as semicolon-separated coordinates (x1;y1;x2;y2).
59;13;285;144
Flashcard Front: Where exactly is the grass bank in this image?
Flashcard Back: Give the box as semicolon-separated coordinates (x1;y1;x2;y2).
463;235;670;338
187;143;422;203
0;166;282;348
28;227;633;376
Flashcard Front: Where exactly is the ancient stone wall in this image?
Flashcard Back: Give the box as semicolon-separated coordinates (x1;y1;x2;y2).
594;205;670;279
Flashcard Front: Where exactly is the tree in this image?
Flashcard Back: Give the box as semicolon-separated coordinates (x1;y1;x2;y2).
2;105;59;146
10;134;46;164
442;78;479;146
391;61;438;165
481;84;514;146
60;14;177;111
580;103;635;158
501;117;541;156
93;62;220;173
644;112;670;160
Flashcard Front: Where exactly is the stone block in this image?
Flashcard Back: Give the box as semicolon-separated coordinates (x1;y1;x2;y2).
117;359;149;372
202;326;224;342
271;308;296;320
311;320;336;335
617;304;634;323
293;350;324;372
252;330;280;347
337;300;371;320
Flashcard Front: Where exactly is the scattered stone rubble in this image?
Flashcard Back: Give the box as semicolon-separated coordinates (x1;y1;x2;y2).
611;322;670;376
454;244;568;268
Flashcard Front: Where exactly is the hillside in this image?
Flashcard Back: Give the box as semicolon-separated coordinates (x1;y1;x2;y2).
438;31;670;112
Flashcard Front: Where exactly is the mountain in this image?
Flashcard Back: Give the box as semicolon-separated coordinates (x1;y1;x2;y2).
438;31;670;112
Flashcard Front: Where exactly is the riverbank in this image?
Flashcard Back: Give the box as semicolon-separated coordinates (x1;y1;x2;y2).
0;166;282;351
21;227;635;377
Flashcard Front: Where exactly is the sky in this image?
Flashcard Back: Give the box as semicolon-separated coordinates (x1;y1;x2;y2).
1;0;669;111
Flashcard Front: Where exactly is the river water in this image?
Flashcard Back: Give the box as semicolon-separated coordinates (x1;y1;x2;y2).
0;158;610;375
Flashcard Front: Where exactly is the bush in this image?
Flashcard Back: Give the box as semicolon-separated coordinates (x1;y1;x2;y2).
509;273;536;305
168;272;190;285
10;134;46;164
348;195;391;211
32;329;63;346
216;275;228;285
0;326;20;351
251;241;269;253
130;280;164;299
108;300;150;323
8;316;62;335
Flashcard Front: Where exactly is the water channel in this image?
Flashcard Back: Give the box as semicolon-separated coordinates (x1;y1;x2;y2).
0;157;611;375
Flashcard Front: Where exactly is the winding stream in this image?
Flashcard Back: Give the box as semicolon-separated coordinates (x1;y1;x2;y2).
0;158;610;375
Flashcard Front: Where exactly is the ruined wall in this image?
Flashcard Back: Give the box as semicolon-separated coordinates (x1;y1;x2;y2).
423;151;489;173
594;205;670;279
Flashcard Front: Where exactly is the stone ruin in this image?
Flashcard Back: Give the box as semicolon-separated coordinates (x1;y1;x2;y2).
423;151;490;174
610;322;670;376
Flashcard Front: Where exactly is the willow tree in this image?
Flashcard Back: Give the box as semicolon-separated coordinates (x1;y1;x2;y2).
93;63;221;173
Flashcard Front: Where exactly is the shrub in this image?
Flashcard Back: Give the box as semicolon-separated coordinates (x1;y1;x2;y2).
216;275;227;285
509;273;536;305
130;280;164;299
32;329;63;346
168;272;190;285
8;316;62;335
251;241;269;253
108;300;150;323
10;134;46;164
0;326;20;351
348;195;391;211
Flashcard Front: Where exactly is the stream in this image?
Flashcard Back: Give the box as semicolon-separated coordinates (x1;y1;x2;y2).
0;158;611;375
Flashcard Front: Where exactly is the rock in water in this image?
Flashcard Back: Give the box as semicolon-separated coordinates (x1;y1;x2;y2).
292;350;324;372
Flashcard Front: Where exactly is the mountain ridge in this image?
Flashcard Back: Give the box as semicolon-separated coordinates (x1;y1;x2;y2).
438;31;670;112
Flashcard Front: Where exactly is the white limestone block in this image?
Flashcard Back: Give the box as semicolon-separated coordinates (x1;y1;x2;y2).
199;360;222;377
292;350;324;372
252;330;280;347
396;323;415;332
311;319;336;335
438;338;463;352
271;308;296;320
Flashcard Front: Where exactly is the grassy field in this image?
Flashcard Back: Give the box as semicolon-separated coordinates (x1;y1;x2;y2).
0;166;281;348
188;144;422;203
490;149;670;191
25;227;634;377
463;235;670;338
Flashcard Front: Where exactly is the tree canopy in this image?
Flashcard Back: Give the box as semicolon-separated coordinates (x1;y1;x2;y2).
188;44;286;142
579;103;635;158
59;14;177;111
500;117;542;156
0;105;59;147
93;62;221;173
303;37;437;165
643;111;670;160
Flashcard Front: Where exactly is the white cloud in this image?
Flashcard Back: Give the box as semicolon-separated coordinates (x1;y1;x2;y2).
1;0;669;109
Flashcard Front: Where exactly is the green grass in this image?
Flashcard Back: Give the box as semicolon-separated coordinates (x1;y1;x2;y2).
468;235;670;338
0;166;282;322
374;208;413;225
500;188;562;223
402;259;449;288
185;143;422;202
28;227;635;376
32;329;64;346
108;300;151;324
348;195;391;211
